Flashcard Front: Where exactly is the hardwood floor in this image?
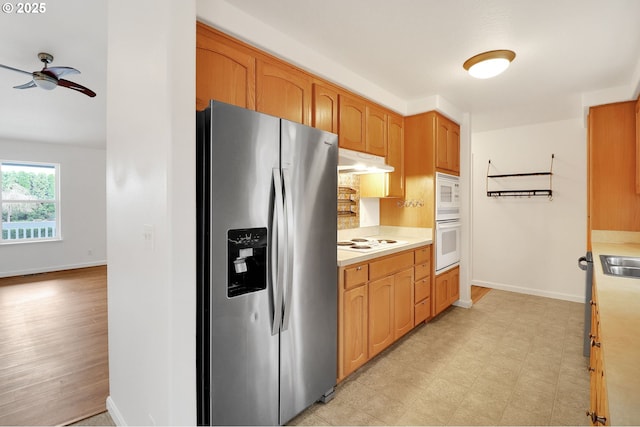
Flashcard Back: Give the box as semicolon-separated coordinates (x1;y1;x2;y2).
471;284;491;303
0;266;109;426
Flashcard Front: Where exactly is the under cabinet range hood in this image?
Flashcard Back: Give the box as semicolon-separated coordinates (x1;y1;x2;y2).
337;148;394;174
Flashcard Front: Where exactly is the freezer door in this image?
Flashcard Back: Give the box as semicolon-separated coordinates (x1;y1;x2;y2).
279;120;338;424
207;102;280;426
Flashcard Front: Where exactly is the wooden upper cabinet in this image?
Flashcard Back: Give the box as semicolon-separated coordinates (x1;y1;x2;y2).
589;101;640;233
435;114;460;175
360;112;404;198
312;83;339;133
366;104;387;157
451;124;460;173
256;58;312;125
196;23;256;111
386;113;404;197
339;94;367;151
636;95;640;194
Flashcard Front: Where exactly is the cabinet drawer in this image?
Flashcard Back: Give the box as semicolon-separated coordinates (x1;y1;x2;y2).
415;297;430;325
414;260;431;280
414;246;430;264
344;264;368;289
414;277;430;302
369;252;414;281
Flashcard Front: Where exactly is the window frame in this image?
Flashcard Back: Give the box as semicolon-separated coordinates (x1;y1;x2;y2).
0;160;62;244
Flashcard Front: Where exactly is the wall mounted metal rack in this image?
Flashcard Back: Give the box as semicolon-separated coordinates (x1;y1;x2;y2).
486;154;554;199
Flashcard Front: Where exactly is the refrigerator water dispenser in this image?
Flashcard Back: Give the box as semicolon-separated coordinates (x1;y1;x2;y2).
227;228;267;297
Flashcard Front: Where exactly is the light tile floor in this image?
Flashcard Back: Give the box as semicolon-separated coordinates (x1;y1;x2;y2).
289;289;590;426
77;290;590;426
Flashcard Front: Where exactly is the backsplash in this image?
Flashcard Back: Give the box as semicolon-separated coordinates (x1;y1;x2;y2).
337;173;360;230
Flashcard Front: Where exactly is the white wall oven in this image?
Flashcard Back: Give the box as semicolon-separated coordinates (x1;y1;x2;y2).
435;220;461;272
435;172;461;273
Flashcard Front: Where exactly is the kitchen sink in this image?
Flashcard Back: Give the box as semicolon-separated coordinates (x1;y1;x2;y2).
600;255;640;279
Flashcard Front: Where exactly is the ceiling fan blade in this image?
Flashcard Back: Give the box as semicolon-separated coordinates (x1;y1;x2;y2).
13;80;37;89
46;66;80;78
58;78;96;97
0;63;33;75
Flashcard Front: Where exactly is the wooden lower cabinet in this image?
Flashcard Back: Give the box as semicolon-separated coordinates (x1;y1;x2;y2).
434;266;459;316
369;275;395;358
342;284;368;377
338;245;433;382
369;266;414;358
588;280;609;426
393;268;415;340
413;246;431;325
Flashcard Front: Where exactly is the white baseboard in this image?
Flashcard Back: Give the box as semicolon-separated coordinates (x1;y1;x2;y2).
453;298;473;308
106;396;126;426
472;279;585;303
0;260;107;278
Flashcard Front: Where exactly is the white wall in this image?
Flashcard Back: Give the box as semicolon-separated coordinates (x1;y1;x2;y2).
0;138;106;277
106;0;196;425
471;118;587;302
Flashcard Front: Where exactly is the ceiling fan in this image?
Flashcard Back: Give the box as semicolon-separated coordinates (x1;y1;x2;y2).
0;52;96;97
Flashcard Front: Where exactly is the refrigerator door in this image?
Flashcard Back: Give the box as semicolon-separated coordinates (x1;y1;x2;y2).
279;120;338;424
207;102;280;426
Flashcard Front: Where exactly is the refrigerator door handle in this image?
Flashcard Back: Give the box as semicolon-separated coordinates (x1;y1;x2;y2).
271;168;285;336
281;168;294;331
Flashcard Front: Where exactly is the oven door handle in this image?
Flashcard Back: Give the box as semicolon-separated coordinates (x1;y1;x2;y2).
437;221;462;230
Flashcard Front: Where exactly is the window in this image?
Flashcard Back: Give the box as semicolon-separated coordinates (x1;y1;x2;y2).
0;161;60;243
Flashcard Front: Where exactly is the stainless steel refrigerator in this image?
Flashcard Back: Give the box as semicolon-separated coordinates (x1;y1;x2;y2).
196;101;338;426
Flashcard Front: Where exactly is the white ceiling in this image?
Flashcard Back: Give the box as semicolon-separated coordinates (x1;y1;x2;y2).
0;0;106;148
225;0;640;131
0;0;639;148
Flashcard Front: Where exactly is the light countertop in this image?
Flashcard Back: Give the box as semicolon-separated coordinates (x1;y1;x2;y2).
590;230;640;426
337;226;433;267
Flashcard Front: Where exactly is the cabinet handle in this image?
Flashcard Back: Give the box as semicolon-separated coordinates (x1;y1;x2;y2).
590;338;601;348
590;299;596;306
356;266;362;271
588;366;596;373
586;411;607;425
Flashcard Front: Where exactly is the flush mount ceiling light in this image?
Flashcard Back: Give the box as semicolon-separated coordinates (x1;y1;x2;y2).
463;49;516;79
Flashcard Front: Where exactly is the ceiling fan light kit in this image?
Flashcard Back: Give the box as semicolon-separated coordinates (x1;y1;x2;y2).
463;49;516;79
0;52;96;97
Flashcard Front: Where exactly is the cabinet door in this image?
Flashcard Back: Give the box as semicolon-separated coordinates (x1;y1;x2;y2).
343;285;368;377
393;268;414;340
366;104;387;156
312;83;339;133
339;94;366;152
196;24;256;111
369;276;394;358
434;271;449;315
386;113;405;197
448;267;460;304
450;123;460;174
256;59;312;125
435;115;450;172
588;101;640;234
435;115;460;175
